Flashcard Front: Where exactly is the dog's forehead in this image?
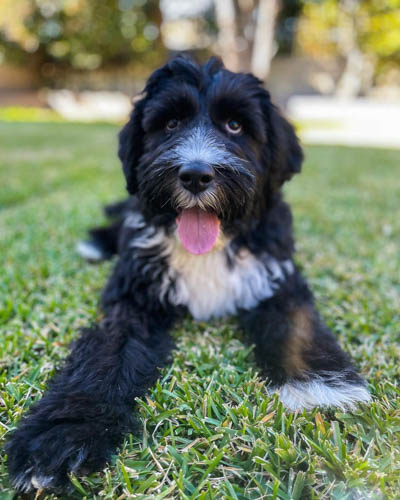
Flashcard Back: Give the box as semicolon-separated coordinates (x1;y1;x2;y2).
152;65;261;106
141;60;268;144
156;75;262;127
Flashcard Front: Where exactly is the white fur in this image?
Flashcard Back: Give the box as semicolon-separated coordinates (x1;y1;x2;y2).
173;184;223;213
31;474;54;490
279;375;371;411
163;236;291;321
174;126;234;167
124;211;147;229
76;241;104;261
126;215;169;255
124;212;293;321
12;470;53;493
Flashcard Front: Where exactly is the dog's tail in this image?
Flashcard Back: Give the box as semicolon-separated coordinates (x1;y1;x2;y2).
76;199;130;262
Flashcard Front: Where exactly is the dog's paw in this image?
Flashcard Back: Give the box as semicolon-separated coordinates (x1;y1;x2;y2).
278;374;371;411
9;468;58;494
6;419;113;493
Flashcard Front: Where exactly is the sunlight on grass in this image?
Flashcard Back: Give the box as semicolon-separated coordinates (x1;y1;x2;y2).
0;107;64;123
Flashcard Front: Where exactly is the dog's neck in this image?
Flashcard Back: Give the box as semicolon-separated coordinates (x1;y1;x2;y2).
123;204;294;321
160;228;293;321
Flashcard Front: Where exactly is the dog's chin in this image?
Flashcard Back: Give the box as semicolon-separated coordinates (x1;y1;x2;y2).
172;188;222;216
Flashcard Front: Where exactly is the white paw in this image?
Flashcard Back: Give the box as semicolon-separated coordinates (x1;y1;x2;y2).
278;374;371;411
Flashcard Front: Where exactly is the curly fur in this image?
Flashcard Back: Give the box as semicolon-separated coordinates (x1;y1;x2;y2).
7;55;370;493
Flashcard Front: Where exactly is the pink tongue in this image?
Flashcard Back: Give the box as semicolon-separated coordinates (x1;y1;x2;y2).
177;208;220;255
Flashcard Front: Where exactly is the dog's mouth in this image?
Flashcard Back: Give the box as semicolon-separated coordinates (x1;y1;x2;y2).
176;207;221;255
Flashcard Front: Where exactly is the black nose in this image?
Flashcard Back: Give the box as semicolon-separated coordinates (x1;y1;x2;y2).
179;161;215;194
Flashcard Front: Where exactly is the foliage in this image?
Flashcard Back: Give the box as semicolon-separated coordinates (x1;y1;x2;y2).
0;0;165;76
1;0;400;85
298;0;400;73
0;121;399;498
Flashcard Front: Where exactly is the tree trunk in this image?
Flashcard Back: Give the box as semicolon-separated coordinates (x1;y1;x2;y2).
214;0;241;71
335;0;374;97
251;0;279;81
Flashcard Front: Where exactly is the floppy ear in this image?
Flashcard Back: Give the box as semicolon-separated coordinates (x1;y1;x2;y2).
118;55;198;194
118;61;173;194
118;66;169;194
118;96;147;194
260;90;303;189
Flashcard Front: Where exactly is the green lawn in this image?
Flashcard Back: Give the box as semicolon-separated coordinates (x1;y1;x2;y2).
0;121;399;500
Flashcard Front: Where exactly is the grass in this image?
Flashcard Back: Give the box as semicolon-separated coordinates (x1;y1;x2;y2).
0;107;64;124
0;121;399;500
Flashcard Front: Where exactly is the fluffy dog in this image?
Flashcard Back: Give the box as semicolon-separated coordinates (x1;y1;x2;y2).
7;56;370;493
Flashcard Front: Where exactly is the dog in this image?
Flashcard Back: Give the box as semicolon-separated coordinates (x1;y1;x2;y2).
7;55;370;493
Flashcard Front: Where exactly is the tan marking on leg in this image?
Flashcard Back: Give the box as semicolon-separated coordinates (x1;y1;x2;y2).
283;306;313;376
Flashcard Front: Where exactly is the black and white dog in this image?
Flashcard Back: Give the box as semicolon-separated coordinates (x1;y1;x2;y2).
7;56;370;493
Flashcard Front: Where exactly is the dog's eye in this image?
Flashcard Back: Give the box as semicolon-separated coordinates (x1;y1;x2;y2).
166;119;179;131
225;119;242;135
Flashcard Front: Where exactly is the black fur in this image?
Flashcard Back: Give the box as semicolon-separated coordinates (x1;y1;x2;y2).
7;56;369;493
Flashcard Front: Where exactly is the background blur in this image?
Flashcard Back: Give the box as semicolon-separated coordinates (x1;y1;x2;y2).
1;0;400;147
1;5;400;497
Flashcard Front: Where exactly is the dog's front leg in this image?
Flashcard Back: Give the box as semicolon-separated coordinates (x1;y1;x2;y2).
6;300;175;493
239;270;370;411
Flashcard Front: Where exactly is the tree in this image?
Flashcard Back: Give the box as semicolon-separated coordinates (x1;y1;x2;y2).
251;0;279;80
213;0;304;79
213;0;281;79
297;0;400;96
0;0;165;81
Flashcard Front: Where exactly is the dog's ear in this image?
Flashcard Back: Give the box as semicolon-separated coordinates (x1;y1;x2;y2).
118;61;174;194
118;95;147;195
259;89;303;189
119;55;200;194
118;69;170;194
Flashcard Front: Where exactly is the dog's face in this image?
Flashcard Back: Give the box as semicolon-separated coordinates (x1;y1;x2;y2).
119;56;303;254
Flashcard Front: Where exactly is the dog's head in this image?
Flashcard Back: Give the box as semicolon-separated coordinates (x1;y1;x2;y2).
119;56;303;254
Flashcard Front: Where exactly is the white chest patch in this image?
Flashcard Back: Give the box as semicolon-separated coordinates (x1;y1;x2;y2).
124;213;294;321
162;235;293;321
